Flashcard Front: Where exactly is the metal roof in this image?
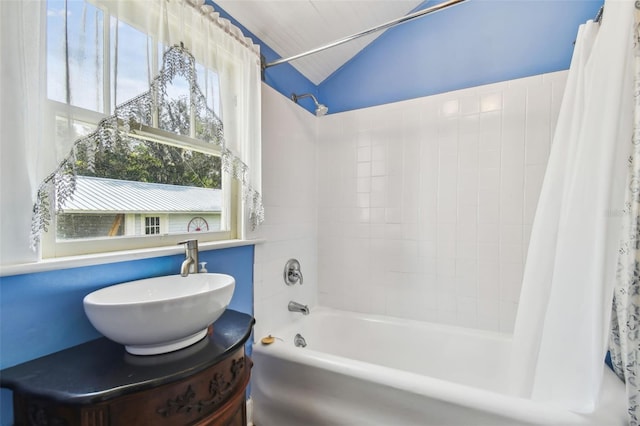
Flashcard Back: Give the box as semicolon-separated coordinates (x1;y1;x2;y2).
61;176;222;213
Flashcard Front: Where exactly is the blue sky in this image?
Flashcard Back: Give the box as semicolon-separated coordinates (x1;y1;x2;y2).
46;0;220;116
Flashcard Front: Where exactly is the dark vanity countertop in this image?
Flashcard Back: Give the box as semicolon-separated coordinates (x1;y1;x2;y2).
0;309;254;405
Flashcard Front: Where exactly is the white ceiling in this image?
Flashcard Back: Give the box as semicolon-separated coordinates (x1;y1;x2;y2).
215;0;424;85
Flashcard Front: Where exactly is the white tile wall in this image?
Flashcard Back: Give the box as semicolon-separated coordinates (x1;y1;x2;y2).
316;71;567;333
256;72;565;336
251;85;318;340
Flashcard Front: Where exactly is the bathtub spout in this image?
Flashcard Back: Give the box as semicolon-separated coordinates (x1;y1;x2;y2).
288;301;309;315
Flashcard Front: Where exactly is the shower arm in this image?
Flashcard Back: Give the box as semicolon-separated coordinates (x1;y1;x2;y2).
292;93;318;105
262;0;467;70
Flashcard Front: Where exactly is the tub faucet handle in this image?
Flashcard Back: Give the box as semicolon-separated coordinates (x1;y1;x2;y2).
294;333;307;348
284;259;304;285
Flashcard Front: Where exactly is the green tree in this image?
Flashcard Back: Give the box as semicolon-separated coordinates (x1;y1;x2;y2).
74;97;221;188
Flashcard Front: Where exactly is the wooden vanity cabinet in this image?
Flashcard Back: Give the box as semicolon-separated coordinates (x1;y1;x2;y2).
2;310;254;426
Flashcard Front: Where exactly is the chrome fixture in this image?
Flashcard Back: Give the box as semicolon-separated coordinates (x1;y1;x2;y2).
288;301;310;315
291;93;328;116
263;0;467;70
294;333;307;348
284;258;304;285
594;5;604;23
178;239;199;277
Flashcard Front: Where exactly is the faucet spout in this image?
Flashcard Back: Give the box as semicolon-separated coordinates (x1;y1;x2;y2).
178;240;199;277
288;301;310;315
180;258;195;277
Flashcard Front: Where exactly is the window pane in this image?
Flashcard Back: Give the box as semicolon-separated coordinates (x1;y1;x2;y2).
158;75;191;136
47;0;104;112
111;19;153;109
57;134;223;241
57;214;123;239
196;63;221;118
55;117;95;145
73;137;221;188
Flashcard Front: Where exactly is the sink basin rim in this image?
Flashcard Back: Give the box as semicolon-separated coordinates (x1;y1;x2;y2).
83;273;233;307
83;273;235;355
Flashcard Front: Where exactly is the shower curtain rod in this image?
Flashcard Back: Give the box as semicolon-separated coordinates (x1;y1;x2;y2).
262;0;468;70
594;5;604;23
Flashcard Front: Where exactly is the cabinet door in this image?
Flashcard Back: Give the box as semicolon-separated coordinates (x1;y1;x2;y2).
13;394;81;426
109;350;248;426
192;397;246;426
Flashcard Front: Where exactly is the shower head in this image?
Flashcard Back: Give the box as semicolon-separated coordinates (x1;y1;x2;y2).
315;103;329;116
291;93;328;117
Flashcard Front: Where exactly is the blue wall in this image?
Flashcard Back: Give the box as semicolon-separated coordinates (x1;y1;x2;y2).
209;1;319;114
318;0;603;113
0;245;254;425
213;0;603;115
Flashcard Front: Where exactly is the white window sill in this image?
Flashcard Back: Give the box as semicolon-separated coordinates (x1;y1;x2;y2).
0;239;265;277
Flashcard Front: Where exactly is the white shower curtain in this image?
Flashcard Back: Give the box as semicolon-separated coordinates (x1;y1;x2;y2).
511;0;635;413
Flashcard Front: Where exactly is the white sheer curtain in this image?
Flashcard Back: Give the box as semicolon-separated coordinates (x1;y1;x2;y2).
0;1;52;263
511;0;635;412
102;0;262;230
0;0;262;264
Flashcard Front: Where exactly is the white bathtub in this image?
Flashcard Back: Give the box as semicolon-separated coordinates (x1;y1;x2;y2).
252;307;627;426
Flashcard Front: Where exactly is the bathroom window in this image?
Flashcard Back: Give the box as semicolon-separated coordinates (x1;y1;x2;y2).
41;0;242;258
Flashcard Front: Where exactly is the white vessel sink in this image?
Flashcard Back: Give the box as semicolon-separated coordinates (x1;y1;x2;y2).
83;273;235;355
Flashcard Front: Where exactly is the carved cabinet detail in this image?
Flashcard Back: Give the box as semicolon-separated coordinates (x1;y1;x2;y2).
2;311;255;426
12;349;250;426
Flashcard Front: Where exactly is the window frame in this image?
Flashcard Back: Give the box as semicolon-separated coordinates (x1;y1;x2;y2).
42;180;239;258
41;0;241;259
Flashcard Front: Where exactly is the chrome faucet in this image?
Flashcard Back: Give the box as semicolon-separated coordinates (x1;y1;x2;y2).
178;239;199;277
284;259;304;285
294;333;307;348
288;301;310;315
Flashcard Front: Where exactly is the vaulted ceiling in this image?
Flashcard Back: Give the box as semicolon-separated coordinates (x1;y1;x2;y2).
215;0;425;85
